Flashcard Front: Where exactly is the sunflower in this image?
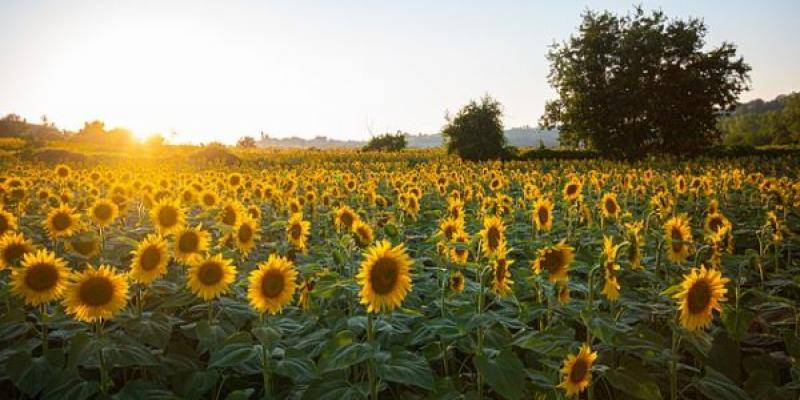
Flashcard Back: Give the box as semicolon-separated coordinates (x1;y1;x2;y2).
449;232;470;264
351;219;374;248
10;249;70;305
199;190;219;209
89;198;119;227
673;265;730;331
174;225;210;264
556;281;570;305
479;215;506;257
297;278;314;311
532;241;574;283
664;214;692;263
130;234;170;284
438;217;464;242
356;240;413;313
601;236;621;301
45;203;80;238
55;164;71;179
247;254;298;314
150;198;185;235
234;217;259;256
0;207;17;236
624;221;644;270
491;244;514;297
63;265;129;322
766;211;782;242
599;193;620;220
65;232;100;258
219;200;245;227
186;254;236;300
449;271;465;293
287;213;311;251
0;232;34;269
562;179;583;203
447;197;464;220
532;197;554;232
558;344;598;397
704;212;730;236
334;205;359;232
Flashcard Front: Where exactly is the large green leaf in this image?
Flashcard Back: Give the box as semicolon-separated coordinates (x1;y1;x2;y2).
320;342;374;372
473;349;526;400
209;343;258;369
376;349;435;390
605;367;662;400
7;351;56;398
694;367;751;400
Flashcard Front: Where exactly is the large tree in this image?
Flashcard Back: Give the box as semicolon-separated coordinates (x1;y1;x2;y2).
540;7;751;157
442;95;507;160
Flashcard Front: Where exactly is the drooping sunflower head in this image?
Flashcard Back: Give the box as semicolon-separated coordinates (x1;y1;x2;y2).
356;240;413;313
532;241;574;283
334;205;359;232
0;232;34;270
45;203;80;238
532;197;554;232
150;198;185;236
130;234;170;284
63;264;129;323
286;213;311;251
234;217;259;256
558;344;598;397
351;219;374;249
664;214;692;263
187;254;237;300
247;254;298;315
89;198;119;227
600;193;620;220
479;215;506;257
11;249;70;306
0;207;17;236
174;226;210;264
673;265;729;331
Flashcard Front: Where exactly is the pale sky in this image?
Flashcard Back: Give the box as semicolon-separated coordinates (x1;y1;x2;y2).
1;0;798;144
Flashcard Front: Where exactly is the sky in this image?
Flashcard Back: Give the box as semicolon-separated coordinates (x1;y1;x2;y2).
1;0;798;144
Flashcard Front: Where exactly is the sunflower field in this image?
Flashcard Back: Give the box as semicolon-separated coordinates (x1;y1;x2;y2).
0;152;799;400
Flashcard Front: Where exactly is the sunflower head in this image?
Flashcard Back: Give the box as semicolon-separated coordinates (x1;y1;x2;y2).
248;254;298;315
89;198;119;227
63;264;129;322
65;231;100;258
130;234;170;284
563;179;583;202
449;271;465;293
334;205;359;232
234;217;259;256
532;197;554;232
479;215;506;257
558;344;598;397
449;232;470;264
0;232;34;269
600;193;620;220
674;265;729;331
187;254;237;300
491;243;514;297
532;242;574;283
11;249;70;306
45;203;80;238
438;217;464;242
351;219;373;248
356;240;413;313
174;226;210;264
0;208;18;236
287;213;311;251
664;214;692;263
150;198;185;235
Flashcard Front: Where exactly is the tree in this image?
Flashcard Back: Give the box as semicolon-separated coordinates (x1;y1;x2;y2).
237;136;257;148
540;7;750;158
363;131;407;152
442;95;507;160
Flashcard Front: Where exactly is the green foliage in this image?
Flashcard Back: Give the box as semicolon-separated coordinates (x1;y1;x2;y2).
236;136;257;148
541;6;751;158
720;93;800;145
362;132;407;152
442;95;509;160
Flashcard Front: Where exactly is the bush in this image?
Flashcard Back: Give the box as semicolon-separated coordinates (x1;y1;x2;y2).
442;95;507;161
363;132;407;152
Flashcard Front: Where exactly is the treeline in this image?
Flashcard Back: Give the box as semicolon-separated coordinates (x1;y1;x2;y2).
719;93;800;146
0;114;165;147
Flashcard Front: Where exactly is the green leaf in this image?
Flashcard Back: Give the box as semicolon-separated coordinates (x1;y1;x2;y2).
8;351;54;398
123;313;172;349
473;349;526;400
605;368;662;400
320;343;374;372
722;305;754;342
694;367;751;400
708;332;741;382
275;350;317;382
209;343;258;369
224;388;255;400
376;349;435;391
252;325;282;349
102;343;158;368
113;380;175;400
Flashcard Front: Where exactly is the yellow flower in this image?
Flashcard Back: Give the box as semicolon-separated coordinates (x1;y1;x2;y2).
352;219;374;248
558;344;598;397
174;225;211;264
247;254;298;315
449;271;465;293
11;249;70;305
356;240;413;313
0;207;17;236
199;190;219;209
334;205;359;232
234;217;259;256
491;243;514;297
150;198;185;236
479;215;505;257
674;265;729;331
664;214;692;263
438;217;464;242
63;265;129;322
65;232;101;258
45;203;80;238
562;179;583;203
599;193;620;220
287;213;311;251
0;232;34;270
449;231;470;264
219;200;245;227
601;236;621;301
532;241;574;283
532;197;553;232
186;254;236;300
130;234;170;284
624;221;644;270
89;198;119;227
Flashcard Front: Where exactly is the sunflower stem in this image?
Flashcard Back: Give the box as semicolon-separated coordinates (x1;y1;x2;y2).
670;322;680;400
476;264;485;399
261;315;271;399
367;312;377;400
40;304;48;353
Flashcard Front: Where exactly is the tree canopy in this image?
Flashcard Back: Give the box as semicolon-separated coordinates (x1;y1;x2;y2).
540;7;751;158
362;131;407;152
719;93;800;146
442;95;507;160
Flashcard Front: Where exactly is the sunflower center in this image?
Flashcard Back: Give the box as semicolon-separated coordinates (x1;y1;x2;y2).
203;194;215;207
52;212;72;231
341;212;353;228
443;225;456;240
290;223;302;240
487;227;500;250
542;250;564;275
0;215;8;233
178;231;199;253
140;246;162;271
260;269;285;299
495;261;507;282
708;216;723;232
605;198;617;214
198;262;223;285
222;207;237;225
671;227;684;252
370;257;399;295
94;204;113;221
158;207;178;227
238;224;253;243
3;243;28;266
537;207;549;225
79;277;114;306
569;358;589;383
566;184;577;196
687;279;712;314
25;263;59;292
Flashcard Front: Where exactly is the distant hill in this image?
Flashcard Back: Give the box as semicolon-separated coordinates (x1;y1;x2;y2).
256;126;559;149
719;92;800;146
